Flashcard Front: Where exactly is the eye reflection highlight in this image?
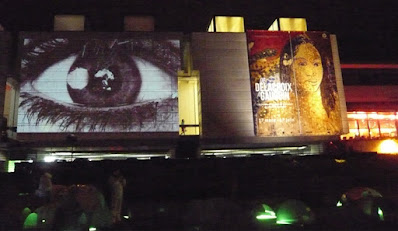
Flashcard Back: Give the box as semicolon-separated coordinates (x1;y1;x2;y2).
18;35;181;133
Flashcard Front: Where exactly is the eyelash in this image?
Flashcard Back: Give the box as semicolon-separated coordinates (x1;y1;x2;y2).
21;39;180;80
20;38;180;132
20;92;176;132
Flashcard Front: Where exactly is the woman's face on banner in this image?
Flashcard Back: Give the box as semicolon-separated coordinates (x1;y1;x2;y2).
292;43;323;93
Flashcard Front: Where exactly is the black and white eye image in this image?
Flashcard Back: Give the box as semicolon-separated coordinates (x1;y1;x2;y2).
17;34;181;133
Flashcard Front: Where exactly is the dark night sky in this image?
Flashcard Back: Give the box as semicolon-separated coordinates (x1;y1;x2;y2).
0;0;397;63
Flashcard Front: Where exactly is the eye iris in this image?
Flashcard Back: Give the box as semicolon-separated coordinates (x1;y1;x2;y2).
67;51;141;107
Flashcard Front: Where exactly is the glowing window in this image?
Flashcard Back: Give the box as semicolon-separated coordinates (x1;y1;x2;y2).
357;117;370;138
54;15;85;31
342;111;398;140
178;75;200;135
348;120;359;137
208;16;245;32
379;112;397;137
267;18;307;31
279;18;307;31
124;16;155;31
368;117;380;138
268;19;279;31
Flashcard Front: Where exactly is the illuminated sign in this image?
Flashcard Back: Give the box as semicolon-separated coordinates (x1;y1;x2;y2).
247;31;343;136
17;33;181;133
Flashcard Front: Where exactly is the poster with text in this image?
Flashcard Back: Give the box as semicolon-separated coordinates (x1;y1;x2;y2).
247;30;343;136
17;33;181;133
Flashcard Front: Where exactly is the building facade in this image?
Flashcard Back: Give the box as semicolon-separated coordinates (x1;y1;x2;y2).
2;13;396;168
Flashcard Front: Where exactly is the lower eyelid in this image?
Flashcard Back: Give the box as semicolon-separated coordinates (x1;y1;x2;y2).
21;89;170;113
20;92;176;132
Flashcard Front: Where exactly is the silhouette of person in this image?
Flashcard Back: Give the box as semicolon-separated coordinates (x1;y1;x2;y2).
36;172;53;203
108;169;126;223
181;119;186;135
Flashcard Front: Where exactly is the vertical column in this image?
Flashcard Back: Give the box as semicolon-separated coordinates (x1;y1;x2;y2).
0;31;12;171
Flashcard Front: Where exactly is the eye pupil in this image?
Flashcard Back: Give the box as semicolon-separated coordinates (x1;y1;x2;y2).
91;68;119;93
67;54;142;107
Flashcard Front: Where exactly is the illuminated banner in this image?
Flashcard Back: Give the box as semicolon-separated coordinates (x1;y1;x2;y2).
17;33;181;133
247;31;343;136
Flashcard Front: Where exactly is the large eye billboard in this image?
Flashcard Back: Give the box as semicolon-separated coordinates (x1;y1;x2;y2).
247;31;343;136
17;33;181;133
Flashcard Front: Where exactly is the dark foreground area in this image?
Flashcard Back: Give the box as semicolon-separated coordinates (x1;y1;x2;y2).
1;152;398;230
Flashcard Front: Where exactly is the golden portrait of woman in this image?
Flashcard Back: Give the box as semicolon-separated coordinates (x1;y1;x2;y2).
280;33;342;135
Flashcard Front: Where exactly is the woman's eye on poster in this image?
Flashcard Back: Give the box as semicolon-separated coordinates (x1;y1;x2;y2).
18;36;181;133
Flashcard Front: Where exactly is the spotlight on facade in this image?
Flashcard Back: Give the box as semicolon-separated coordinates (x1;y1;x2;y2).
378;139;398;154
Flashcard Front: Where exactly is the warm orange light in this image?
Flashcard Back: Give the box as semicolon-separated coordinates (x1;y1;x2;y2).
348;112;398;120
378;139;398;154
347;112;367;120
380;128;396;132
367;113;378;120
346;113;356;119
